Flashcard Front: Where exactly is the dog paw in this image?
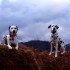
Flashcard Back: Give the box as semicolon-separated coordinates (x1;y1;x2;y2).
15;47;18;50
55;54;57;57
7;45;12;49
61;52;65;54
49;53;52;55
8;47;12;49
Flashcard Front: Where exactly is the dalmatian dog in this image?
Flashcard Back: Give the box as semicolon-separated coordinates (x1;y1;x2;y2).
48;24;66;57
2;25;18;50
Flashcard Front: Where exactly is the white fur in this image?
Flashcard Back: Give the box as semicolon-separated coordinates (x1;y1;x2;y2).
2;25;18;50
48;24;66;57
6;35;18;50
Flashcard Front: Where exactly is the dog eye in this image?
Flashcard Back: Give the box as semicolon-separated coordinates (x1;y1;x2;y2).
15;28;16;29
11;28;13;29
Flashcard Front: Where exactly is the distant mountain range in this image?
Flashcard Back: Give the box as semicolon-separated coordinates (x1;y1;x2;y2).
21;40;70;51
66;44;70;51
21;40;50;51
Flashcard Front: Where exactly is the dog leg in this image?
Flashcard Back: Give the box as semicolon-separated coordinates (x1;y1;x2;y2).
7;35;12;49
61;44;66;54
49;44;53;55
15;38;18;50
7;45;12;49
55;43;58;57
15;41;18;50
15;47;18;50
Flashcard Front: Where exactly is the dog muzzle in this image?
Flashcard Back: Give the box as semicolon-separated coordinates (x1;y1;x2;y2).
51;29;56;34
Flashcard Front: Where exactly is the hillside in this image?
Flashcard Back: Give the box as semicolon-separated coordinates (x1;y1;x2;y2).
0;43;70;70
22;40;50;51
22;40;70;51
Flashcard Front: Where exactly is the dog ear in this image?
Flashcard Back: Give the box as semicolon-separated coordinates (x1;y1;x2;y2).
56;25;59;29
48;25;51;28
9;26;11;31
16;26;18;31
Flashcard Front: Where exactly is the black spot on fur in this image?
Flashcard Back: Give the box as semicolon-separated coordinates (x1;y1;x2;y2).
16;26;18;31
56;25;59;29
9;26;11;31
48;25;51;28
60;41;62;43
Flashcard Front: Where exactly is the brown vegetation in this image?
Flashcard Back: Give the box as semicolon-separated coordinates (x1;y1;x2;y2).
0;43;69;70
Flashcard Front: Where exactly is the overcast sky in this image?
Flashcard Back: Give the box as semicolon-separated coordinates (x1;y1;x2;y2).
0;0;70;43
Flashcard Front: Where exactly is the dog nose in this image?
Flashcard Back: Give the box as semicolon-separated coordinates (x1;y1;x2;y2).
13;30;15;33
53;28;55;30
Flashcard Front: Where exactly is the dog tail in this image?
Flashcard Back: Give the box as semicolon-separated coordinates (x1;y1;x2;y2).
1;35;6;44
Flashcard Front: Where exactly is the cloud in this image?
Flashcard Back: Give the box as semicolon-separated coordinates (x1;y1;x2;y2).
17;22;50;42
0;0;70;43
0;0;2;5
17;21;66;42
9;0;19;3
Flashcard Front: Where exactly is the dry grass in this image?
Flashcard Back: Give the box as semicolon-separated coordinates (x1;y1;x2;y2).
0;43;69;70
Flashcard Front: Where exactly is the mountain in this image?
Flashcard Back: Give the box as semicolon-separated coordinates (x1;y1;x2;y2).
21;40;50;51
66;44;70;51
22;40;70;51
0;43;70;70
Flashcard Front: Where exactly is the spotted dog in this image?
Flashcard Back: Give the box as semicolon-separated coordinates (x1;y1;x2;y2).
2;25;18;50
48;24;66;57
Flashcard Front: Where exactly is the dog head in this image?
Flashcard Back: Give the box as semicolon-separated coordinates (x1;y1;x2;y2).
48;24;59;34
9;25;18;34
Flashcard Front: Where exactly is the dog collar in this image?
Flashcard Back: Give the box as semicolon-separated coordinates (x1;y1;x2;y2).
10;33;16;37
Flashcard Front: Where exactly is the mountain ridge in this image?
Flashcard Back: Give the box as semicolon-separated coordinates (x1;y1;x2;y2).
22;40;70;51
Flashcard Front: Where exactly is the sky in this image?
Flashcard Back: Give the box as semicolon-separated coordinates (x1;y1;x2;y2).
0;0;70;43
